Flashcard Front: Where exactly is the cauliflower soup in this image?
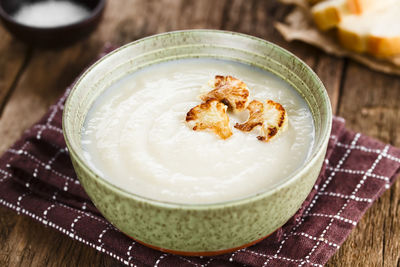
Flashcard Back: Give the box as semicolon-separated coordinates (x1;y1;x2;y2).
81;58;315;204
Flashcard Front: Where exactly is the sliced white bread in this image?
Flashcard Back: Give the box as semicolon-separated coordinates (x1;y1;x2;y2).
337;11;375;53
311;0;348;31
311;0;380;31
338;4;400;57
346;0;375;14
368;8;400;57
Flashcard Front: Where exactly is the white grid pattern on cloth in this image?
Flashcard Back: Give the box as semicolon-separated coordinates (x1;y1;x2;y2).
178;256;201;267
127;241;136;263
43;203;56;219
4;143;134;266
4;149;144;265
57;202;111;225
36;107;58;140
0;169;11;183
306;213;357;226
0;197;138;267
47;148;65;166
36;87;69;140
16;192;29;214
229;248;324;267
244;249;323;267
259;133;361;267
229;248;245;262
335;141;382;154
154;253;168;267
297;145;390;266
51;190;58;200
98;225;115;249
6;90;78;192
200;258;214;267
71;215;83;232
331;136;400;165
33;124;64;134
0;169;11;176
32;162;39;182
385;153;400;163
28;145;66;191
4;142;31;178
316;191;373;203
326;166;390;183
291;232;339;248
7;148;80;187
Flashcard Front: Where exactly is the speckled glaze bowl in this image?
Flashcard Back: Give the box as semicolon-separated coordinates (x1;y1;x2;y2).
62;30;332;256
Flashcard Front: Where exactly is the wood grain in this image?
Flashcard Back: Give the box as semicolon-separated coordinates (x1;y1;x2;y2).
0;25;27;117
0;0;397;266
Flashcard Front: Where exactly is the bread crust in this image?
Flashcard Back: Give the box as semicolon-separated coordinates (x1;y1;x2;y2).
312;4;342;30
311;0;375;31
337;3;400;58
337;26;367;53
367;35;400;57
347;0;369;14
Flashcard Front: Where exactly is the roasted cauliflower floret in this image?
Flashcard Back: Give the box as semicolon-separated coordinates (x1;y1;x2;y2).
186;99;233;139
235;99;288;142
200;75;250;113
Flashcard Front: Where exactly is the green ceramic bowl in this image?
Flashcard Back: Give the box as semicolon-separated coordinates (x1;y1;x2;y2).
62;30;332;256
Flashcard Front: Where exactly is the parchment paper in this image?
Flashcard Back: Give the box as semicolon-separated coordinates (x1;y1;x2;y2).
276;0;400;75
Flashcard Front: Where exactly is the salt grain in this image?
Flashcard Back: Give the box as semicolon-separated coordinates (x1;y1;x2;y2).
13;0;90;28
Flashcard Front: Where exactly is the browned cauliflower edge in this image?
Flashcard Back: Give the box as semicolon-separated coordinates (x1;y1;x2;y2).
200;75;250;113
235;99;288;142
186;99;233;139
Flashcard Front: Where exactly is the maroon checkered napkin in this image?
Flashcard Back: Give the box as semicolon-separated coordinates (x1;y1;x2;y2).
1;85;400;267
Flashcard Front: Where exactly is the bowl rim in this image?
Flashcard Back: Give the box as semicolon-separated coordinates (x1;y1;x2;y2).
62;29;332;209
0;0;106;30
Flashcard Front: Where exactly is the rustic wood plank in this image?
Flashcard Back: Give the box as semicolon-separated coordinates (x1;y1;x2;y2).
313;57;344;114
0;22;27;116
0;206;18;267
326;61;400;267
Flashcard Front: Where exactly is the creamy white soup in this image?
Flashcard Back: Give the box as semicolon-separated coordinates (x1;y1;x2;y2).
81;58;314;204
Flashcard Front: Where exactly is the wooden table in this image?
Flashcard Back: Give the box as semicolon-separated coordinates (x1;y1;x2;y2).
0;1;399;266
